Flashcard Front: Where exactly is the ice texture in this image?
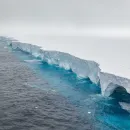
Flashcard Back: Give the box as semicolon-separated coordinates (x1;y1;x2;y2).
100;72;130;96
1;36;130;97
119;102;130;113
0;37;100;84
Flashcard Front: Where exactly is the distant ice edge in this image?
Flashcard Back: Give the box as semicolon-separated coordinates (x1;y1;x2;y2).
1;36;130;97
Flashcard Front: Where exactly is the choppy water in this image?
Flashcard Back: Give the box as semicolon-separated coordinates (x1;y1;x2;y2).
1;44;130;130
0;44;94;130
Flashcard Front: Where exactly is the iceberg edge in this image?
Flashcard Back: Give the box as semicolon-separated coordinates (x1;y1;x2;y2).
1;36;130;97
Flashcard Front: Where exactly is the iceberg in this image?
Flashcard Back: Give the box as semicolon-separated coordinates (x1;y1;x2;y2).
100;72;130;97
0;36;100;84
1;36;130;97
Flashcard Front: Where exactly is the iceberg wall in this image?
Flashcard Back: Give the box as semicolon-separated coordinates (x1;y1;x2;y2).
1;36;130;97
100;72;130;96
0;37;100;84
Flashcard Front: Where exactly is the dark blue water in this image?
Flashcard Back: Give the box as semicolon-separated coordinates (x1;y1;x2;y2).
11;48;130;130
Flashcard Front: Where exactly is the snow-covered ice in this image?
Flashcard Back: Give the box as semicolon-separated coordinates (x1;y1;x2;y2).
1;36;130;97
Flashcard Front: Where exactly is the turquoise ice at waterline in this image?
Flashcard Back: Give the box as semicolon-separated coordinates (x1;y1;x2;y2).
11;47;130;130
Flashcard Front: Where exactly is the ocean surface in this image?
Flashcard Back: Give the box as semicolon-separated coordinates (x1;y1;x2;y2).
0;43;130;130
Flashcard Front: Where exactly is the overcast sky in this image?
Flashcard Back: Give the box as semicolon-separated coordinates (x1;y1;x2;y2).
0;0;130;27
1;0;130;35
0;0;130;78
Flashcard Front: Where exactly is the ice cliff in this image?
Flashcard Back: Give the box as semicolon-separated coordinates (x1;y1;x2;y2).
0;37;100;84
100;72;130;96
0;36;130;97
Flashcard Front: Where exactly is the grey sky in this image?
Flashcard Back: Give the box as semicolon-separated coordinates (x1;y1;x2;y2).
0;0;130;27
0;0;130;78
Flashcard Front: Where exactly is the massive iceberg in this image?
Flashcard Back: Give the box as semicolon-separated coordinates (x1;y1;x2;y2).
0;36;100;84
0;36;130;97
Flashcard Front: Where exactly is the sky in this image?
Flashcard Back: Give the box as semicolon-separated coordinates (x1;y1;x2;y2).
0;0;130;78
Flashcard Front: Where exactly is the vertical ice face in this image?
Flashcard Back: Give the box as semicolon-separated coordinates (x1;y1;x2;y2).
2;37;100;84
1;36;130;97
10;42;42;57
100;72;130;97
39;50;100;84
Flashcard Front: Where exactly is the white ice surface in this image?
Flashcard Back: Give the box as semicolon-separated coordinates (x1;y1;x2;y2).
0;37;100;84
1;36;130;97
